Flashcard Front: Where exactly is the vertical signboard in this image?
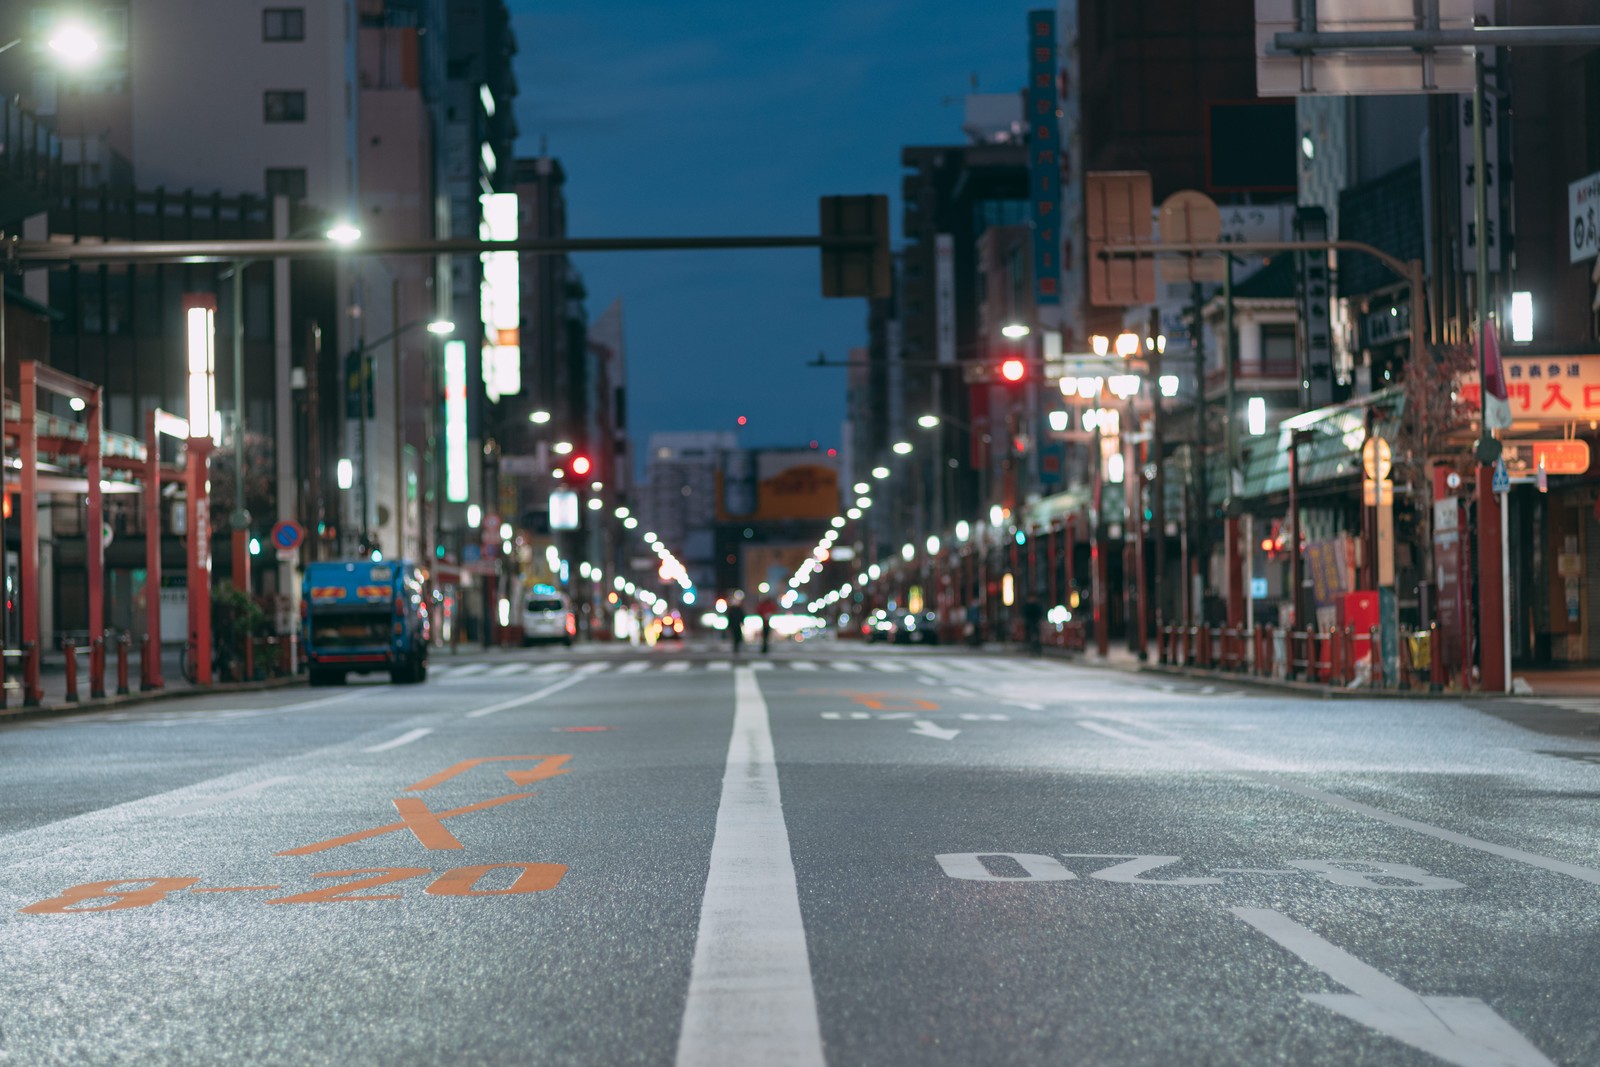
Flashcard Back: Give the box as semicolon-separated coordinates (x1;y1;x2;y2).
1568;169;1600;263
935;234;956;364
1026;10;1059;305
444;340;470;502
1293;205;1334;409
1055;0;1083;345
479;192;521;400
1457;79;1502;273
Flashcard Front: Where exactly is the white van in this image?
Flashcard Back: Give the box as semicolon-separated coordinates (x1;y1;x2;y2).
522;590;574;646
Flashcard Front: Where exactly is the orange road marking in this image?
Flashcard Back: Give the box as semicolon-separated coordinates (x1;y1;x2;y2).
404;755;573;793
392;797;466;850
844;690;940;712
189;885;284;893
276;792;535;856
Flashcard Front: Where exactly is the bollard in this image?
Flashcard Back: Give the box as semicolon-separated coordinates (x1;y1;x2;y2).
90;636;106;699
1429;621;1445;691
23;642;41;706
280;634;293;676
1369;625;1381;689
243;635;255;684
63;640;79;703
140;633;153;691
116;633;131;695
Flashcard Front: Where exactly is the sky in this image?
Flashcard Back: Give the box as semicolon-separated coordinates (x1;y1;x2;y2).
506;0;1046;457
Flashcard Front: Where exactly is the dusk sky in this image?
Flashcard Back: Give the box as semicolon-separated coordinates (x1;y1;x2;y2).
507;1;1045;459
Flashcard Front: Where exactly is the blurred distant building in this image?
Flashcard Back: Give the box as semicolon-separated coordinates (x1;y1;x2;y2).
643;432;738;590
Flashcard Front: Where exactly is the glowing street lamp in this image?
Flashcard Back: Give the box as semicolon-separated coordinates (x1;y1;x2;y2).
184;294;219;441
892;441;913;455
917;414;940;428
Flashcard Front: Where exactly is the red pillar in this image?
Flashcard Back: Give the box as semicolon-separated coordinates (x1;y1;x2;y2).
233;529;252;597
1225;517;1244;630
186;437;214;685
145;412;164;689
1476;465;1506;692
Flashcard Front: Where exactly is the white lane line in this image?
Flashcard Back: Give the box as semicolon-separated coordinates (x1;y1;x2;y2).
617;662;651;674
676;668;823;1067
1001;699;1045;711
1233;908;1555;1067
489;663;528;677
160;776;296;817
707;661;733;671
444;663;490;677
788;661;820;671
464;673;589;718
868;661;909;672
1078;720;1163;746
663;662;690;673
1239;773;1600;887
829;661;864;672
363;727;433;753
531;662;573;674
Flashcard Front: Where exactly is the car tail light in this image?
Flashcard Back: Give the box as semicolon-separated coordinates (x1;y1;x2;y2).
565;613;577;636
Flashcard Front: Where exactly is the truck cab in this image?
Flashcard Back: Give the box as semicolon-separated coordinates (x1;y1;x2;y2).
302;560;431;686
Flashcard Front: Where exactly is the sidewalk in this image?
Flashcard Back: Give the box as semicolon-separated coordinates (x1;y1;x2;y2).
2;644;303;721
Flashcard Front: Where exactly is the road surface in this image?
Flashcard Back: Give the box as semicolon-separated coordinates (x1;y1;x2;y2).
2;641;1597;1065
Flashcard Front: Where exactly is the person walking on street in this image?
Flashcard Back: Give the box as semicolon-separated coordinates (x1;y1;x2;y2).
757;596;776;654
729;594;746;655
1023;598;1044;657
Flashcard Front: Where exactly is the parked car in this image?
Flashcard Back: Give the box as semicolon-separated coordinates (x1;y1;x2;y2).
893;610;940;645
522;589;575;646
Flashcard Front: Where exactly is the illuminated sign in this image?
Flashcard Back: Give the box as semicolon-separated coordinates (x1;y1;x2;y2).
444;340;469;502
479;193;520;400
1025;10;1059;305
549;490;580;531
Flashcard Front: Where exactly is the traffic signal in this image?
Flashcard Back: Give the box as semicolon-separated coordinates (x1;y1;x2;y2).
819;194;891;299
568;454;592;479
1000;357;1027;383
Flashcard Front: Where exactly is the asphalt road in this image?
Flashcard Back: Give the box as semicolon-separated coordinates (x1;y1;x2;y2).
3;640;1599;1066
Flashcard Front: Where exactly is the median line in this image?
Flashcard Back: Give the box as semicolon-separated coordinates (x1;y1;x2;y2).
676;667;823;1067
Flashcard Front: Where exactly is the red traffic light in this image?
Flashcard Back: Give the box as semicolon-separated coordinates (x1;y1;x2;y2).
1000;358;1027;383
569;455;592;477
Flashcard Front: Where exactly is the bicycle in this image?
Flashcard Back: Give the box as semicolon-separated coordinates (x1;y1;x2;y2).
180;636;237;685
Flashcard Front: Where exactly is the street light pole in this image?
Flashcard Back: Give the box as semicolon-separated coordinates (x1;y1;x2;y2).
230;262;251;594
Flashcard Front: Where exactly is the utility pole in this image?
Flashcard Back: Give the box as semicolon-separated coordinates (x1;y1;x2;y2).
1223;253;1244;635
1189;281;1209;625
1146;309;1166;637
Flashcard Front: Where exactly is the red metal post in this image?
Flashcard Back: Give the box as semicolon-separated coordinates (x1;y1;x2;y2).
63;640;78;702
90;637;105;699
1475;465;1506;692
145;412;164;688
187;437;214;686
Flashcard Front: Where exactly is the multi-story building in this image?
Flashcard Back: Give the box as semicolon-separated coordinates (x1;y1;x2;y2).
643;431;737;591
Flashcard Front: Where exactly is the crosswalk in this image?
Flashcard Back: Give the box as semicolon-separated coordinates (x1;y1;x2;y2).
426;657;1070;682
1518;696;1600;716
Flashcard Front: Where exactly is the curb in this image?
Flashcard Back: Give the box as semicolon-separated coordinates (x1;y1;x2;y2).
1130;662;1488;700
0;674;305;725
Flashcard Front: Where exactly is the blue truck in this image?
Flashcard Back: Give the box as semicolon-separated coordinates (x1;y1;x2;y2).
301;560;431;686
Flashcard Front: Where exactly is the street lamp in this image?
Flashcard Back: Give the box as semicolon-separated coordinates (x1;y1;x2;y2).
1001;323;1031;340
917;414;940;428
892;441;913;455
872;465;890;479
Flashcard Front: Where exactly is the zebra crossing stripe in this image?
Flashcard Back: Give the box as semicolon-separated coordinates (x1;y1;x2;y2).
868;661;908;672
789;661;819;671
489;663;527;677
829;661;864;672
618;662;651;674
445;663;489;677
708;661;733;671
530;663;572;674
663;662;690;673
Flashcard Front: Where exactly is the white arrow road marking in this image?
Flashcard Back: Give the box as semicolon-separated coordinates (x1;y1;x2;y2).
909;719;960;741
363;727;432;753
160;776;296;817
1233;908;1554;1067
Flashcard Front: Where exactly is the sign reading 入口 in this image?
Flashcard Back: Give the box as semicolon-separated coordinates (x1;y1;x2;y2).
1461;354;1600;421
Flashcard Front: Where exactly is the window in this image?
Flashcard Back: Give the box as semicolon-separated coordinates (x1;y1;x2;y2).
264;90;306;123
263;8;304;41
265;167;308;203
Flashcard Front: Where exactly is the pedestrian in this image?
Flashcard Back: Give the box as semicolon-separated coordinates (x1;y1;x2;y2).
1023;598;1044;657
758;596;775;654
729;596;746;655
